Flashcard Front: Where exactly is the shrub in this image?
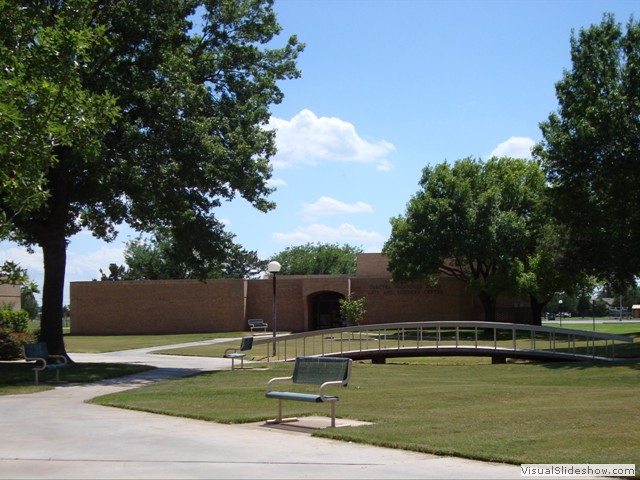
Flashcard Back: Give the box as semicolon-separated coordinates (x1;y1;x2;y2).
0;329;36;360
0;306;35;359
0;308;29;333
339;293;366;326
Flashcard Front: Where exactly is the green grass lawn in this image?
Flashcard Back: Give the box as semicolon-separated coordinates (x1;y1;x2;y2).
4;326;639;469
64;332;242;353
90;358;640;468
554;321;640;336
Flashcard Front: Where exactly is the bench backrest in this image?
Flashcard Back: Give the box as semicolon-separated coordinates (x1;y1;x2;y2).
248;319;266;326
23;342;49;360
292;356;352;387
239;336;254;351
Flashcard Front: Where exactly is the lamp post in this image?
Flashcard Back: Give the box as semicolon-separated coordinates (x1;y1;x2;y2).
558;299;563;327
267;261;281;356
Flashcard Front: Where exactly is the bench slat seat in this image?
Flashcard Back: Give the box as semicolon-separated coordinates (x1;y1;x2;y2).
223;336;253;370
265;356;352;427
224;353;246;359
248;319;268;334
22;343;69;385
265;391;338;403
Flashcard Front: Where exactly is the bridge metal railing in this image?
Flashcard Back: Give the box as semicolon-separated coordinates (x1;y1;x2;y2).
251;321;634;362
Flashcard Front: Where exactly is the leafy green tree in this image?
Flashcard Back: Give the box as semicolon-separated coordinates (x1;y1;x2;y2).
0;0;118;236
1;1;303;356
121;233;184;280
534;14;640;288
339;293;366;326
99;263;128;281
20;289;40;320
0;261;39;296
384;157;549;323
271;243;363;275
105;230;266;280
1;261;40;321
624;283;640;307
516;223;593;324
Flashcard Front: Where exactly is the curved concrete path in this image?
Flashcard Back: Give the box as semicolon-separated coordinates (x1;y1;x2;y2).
1;341;527;479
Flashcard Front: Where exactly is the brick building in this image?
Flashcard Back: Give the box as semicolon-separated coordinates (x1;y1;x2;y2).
0;283;21;310
70;253;531;335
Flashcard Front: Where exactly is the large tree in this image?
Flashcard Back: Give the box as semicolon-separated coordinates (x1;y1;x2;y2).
271;243;363;275
1;0;303;356
384;157;549;323
516;222;592;324
0;0;118;236
101;230;266;280
534;13;640;288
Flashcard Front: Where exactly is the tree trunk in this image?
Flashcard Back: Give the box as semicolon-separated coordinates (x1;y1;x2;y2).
477;290;497;323
529;295;546;326
39;230;69;359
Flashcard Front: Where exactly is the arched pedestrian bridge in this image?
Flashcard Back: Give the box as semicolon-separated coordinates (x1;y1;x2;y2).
252;321;634;364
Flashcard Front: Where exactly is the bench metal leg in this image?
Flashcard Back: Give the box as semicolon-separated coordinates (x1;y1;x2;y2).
34;370;39;386
229;357;245;370
265;399;299;425
330;401;336;428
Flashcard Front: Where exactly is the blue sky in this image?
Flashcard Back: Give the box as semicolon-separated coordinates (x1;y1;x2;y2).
1;0;637;304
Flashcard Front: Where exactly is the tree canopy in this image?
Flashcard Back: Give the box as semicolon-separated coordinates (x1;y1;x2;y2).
534;13;640;288
0;261;39;296
384;157;552;323
0;0;303;355
100;230;266;280
0;0;119;236
270;243;363;275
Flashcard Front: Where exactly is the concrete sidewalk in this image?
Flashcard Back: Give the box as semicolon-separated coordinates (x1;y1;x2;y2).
1;344;527;479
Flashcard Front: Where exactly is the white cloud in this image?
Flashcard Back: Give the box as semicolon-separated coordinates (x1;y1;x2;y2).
489;136;535;159
268;109;395;169
0;246;43;277
272;223;385;245
376;159;394;172
0;242;126;304
66;246;125;279
266;177;288;187
301;196;373;220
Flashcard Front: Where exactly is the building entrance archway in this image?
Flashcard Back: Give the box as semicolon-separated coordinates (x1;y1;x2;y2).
308;291;345;330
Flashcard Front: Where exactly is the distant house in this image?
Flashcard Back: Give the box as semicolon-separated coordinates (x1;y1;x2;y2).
0;283;21;310
632;305;640;319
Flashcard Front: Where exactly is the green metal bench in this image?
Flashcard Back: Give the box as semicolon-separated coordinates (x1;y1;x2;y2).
265;356;352;427
248;318;268;334
22;342;69;385
223;336;254;370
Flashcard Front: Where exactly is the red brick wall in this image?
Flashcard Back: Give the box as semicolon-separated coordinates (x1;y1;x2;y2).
356;253;392;277
349;276;474;324
69;254;530;334
70;279;246;334
245;277;305;333
244;276;350;332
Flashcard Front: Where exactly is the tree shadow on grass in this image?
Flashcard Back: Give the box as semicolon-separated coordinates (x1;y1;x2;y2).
540;359;640;371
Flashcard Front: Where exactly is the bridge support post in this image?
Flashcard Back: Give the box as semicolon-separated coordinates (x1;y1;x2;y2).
492;356;506;364
372;357;386;364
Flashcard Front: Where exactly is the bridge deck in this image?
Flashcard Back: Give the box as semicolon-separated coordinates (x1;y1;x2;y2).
252;321;634;363
326;346;619;364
